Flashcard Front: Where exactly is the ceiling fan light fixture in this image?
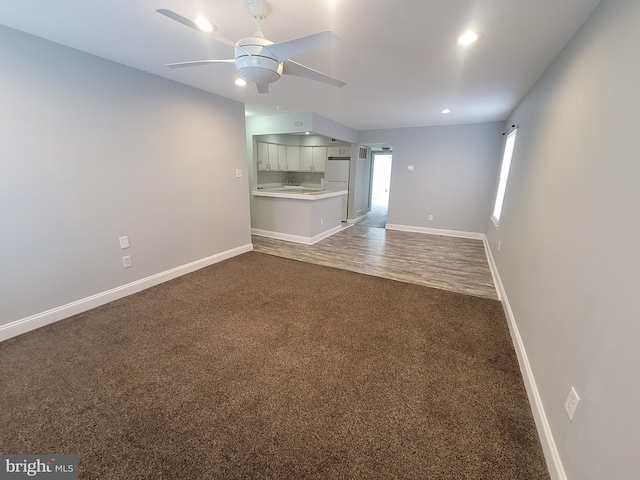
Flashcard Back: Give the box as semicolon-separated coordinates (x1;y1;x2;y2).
458;31;479;45
234;78;248;86
195;17;215;32
156;4;344;94
245;0;272;20
441;108;451;114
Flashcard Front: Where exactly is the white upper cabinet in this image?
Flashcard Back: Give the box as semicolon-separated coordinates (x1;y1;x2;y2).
299;146;326;172
256;142;281;171
277;145;288;171
268;143;279;171
257;142;269;171
312;146;326;172
257;142;335;172
286;146;301;171
327;145;350;157
300;146;313;171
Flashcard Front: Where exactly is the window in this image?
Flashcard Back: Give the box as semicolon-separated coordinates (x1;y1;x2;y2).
492;128;517;224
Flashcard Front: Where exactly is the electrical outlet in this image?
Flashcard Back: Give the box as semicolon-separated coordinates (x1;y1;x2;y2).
564;386;580;420
407;165;415;172
122;255;132;269
428;215;433;221
235;169;243;178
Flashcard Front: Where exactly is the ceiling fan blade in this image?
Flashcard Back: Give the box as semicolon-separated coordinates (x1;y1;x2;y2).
265;31;339;63
282;60;345;88
156;9;251;56
165;59;235;69
256;84;269;94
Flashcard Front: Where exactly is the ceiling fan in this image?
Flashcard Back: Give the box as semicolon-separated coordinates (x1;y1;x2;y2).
156;0;345;94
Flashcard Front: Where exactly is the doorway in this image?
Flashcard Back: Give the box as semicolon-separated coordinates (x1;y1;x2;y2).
361;153;392;228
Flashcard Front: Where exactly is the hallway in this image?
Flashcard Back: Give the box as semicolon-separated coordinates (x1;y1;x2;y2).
357;197;388;228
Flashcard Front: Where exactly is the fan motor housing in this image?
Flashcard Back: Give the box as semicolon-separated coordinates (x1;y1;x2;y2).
235;36;283;84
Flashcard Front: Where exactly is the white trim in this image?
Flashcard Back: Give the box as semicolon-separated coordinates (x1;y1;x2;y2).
385;223;485;240
0;243;253;342
251;225;342;245
346;216;366;225
484;242;566;480
347;208;369;224
481;236;502;302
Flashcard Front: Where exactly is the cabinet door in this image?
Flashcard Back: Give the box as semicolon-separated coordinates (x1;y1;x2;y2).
286;146;300;171
257;142;269;171
277;145;288;171
327;145;350;157
300;146;313;171
268;143;278;171
312;146;326;172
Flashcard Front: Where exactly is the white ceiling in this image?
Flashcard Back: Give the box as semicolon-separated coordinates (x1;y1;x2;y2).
0;0;601;131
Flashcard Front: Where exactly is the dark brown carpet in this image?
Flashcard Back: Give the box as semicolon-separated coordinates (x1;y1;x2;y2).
0;252;549;479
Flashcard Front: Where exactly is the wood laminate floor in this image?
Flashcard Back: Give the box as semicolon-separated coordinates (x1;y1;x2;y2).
252;224;498;300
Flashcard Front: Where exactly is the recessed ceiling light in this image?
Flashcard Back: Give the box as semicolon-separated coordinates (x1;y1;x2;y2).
458;31;479;45
305;132;310;135
234;78;247;86
195;17;215;32
276;105;287;110
441;109;451;114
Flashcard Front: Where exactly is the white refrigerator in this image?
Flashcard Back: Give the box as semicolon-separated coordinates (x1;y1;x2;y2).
323;159;350;222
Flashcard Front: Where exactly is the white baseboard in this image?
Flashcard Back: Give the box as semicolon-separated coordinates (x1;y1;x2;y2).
481;236;502;302
251;226;342;245
0;243;253;342
484;241;566;480
385;223;485;240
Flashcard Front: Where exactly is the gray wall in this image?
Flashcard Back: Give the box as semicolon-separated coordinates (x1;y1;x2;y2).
0;26;251;327
485;0;640;478
359;122;503;233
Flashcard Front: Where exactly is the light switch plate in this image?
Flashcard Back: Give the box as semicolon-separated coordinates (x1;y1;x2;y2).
407;165;415;172
119;236;130;249
235;169;243;178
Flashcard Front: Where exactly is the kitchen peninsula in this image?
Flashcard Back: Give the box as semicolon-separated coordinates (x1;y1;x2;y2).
251;186;347;244
250;133;352;244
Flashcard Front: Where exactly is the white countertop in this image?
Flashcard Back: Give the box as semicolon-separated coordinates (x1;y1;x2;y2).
252;187;347;200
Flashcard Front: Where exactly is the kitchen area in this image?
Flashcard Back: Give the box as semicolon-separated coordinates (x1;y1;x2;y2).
251;133;352;244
